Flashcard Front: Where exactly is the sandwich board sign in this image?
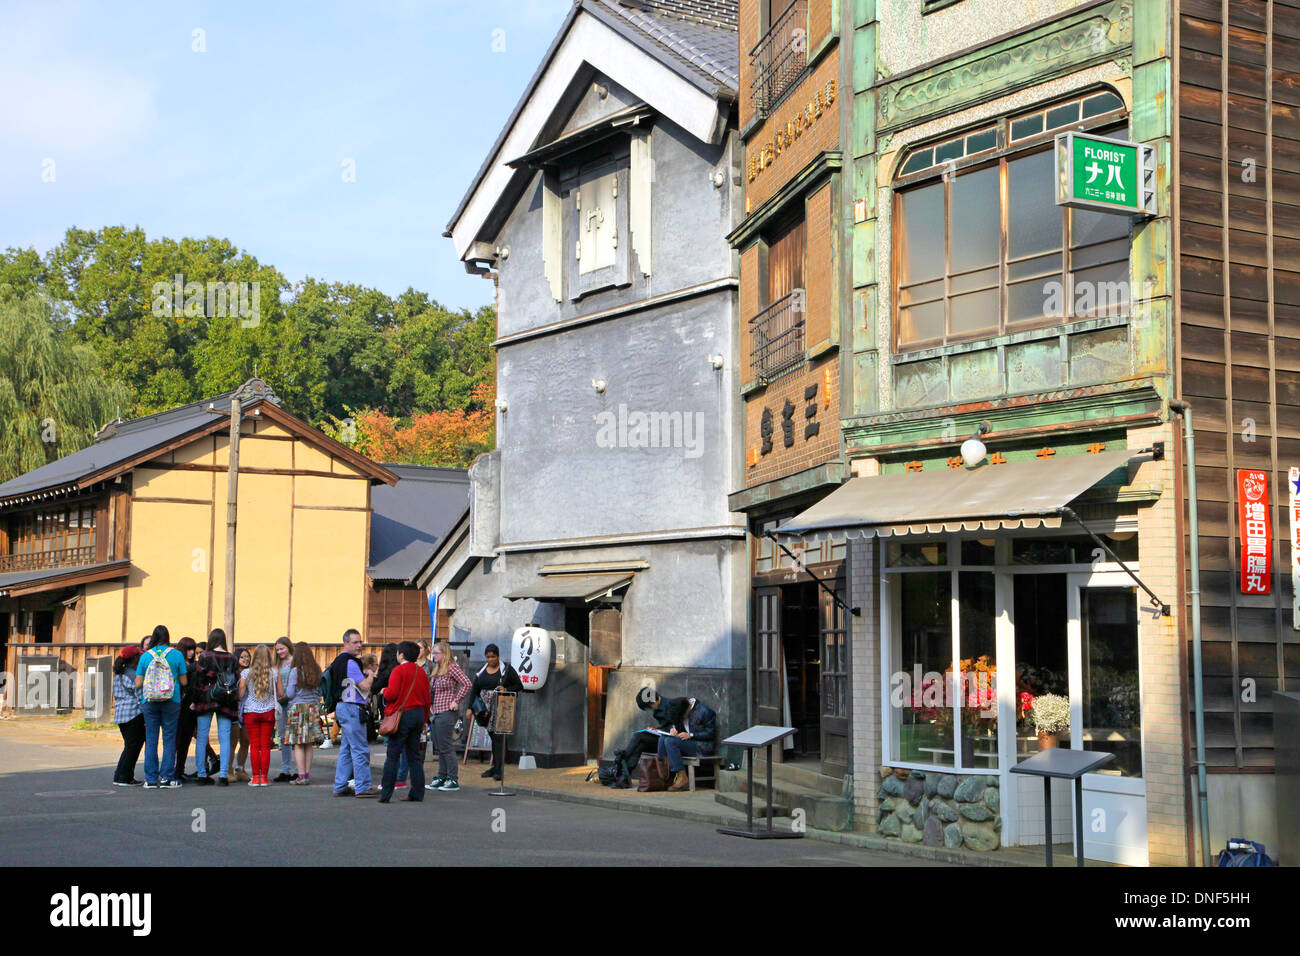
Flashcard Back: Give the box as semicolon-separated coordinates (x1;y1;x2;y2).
1055;131;1156;215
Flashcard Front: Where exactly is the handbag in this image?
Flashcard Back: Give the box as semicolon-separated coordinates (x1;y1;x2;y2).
377;668;417;736
636;753;672;792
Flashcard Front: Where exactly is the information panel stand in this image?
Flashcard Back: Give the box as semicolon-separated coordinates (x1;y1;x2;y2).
490;691;517;797
716;725;801;840
1009;748;1114;867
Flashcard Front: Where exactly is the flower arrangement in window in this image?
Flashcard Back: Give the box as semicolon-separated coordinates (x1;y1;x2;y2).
1030;693;1070;739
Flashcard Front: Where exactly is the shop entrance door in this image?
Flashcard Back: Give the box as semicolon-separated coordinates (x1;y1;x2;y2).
1066;572;1147;865
1007;571;1146;864
782;583;820;759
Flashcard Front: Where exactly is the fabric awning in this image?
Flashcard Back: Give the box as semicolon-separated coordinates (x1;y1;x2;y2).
505;572;634;603
777;450;1134;539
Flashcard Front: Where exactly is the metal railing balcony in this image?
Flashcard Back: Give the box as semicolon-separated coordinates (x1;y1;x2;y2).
750;0;808;117
0;546;97;573
749;289;806;383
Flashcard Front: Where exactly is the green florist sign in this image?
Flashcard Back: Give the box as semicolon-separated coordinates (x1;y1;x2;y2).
1055;132;1157;215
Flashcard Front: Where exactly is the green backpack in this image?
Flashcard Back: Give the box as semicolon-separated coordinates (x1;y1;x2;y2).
319;667;340;713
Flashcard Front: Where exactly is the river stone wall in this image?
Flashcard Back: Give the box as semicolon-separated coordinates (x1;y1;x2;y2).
876;767;1001;851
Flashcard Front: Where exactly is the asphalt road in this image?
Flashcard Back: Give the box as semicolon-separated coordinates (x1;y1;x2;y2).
0;727;941;867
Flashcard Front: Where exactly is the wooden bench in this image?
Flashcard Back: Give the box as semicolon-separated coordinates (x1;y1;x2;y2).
682;754;725;792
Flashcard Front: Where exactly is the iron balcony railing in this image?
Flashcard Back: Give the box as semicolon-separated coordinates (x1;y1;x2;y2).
749;289;806;383
750;0;808;117
0;546;96;573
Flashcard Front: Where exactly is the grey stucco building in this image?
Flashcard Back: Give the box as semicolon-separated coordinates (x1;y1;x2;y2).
424;0;747;766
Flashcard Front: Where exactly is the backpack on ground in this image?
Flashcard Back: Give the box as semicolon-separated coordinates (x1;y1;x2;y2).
1216;838;1276;866
141;647;176;703
598;749;632;789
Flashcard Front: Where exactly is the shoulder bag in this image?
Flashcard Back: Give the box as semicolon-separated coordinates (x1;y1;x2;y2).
377;668;416;737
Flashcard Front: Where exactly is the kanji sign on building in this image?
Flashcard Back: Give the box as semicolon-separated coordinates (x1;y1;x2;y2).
1237;468;1271;595
1055;132;1157;215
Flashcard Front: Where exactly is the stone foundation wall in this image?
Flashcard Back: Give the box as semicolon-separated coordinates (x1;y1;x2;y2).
876;767;1001;851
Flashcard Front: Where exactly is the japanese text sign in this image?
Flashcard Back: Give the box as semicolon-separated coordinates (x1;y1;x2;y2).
1238;468;1271;595
1055;132;1156;215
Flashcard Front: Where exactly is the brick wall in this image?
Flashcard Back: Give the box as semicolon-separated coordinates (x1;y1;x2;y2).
848;534;881;830
745;54;841;212
743;357;841;486
1130;420;1192;866
739;0;837;134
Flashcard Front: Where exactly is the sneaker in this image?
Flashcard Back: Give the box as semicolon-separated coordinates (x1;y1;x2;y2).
438;780;460;792
217;777;229;786
195;776;214;786
161;779;181;789
292;776;309;785
274;772;295;783
142;781;159;789
395;781;407;789
481;767;498;778
425;777;444;791
112;780;132;787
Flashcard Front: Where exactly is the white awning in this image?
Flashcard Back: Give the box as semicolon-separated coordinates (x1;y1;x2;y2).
777;451;1134;539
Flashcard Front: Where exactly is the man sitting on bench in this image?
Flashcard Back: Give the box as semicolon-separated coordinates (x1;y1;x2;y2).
656;695;716;791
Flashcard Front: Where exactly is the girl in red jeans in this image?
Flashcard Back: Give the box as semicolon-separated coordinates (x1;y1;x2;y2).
238;645;281;787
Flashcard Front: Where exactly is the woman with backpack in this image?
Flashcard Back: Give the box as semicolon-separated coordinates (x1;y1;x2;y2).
238;644;281;787
134;625;187;789
192;629;240;786
112;646;145;786
272;636;297;782
281;643;324;784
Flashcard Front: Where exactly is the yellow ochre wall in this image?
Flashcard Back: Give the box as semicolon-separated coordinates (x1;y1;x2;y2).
80;417;374;648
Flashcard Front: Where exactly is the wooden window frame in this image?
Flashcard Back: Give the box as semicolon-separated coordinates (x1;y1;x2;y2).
892;96;1130;354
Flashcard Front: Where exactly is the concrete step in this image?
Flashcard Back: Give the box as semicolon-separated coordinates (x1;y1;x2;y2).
748;758;847;796
715;769;853;831
715;790;792;819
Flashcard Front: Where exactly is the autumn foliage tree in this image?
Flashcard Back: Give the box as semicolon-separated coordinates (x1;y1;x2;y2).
351;381;495;469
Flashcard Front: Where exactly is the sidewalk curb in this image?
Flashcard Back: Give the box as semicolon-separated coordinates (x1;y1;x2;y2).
477;782;1029;866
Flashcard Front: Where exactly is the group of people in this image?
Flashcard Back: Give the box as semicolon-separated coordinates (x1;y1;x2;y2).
111;624;524;805
111;625;328;788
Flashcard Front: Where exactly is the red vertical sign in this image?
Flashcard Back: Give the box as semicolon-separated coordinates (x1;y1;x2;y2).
1238;468;1271;595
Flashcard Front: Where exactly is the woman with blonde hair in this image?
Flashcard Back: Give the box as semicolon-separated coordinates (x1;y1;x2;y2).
238;645;280;786
425;640;471;792
283;643;324;784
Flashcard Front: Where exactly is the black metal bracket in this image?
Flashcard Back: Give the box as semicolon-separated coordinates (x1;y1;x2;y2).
764;532;861;617
1058;506;1170;616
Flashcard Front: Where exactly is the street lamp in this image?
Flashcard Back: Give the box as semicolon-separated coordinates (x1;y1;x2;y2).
961;422;992;469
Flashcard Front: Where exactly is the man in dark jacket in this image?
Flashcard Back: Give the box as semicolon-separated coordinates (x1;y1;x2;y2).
606;688;708;788
656;697;716;791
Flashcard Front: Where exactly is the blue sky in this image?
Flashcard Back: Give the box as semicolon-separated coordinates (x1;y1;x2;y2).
0;0;573;310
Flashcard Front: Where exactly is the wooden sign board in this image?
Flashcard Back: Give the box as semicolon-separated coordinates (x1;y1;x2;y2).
494;691;517;735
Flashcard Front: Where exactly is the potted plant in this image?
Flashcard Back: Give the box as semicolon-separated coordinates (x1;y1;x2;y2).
1030;693;1070;749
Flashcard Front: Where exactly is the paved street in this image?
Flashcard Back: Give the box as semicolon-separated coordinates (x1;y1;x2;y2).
0;720;941;867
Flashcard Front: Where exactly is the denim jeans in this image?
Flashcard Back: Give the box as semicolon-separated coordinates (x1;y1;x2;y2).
142;699;181;785
656;734;705;772
195;712;233;778
381;709;426;799
430;709;459;782
332;702;373;794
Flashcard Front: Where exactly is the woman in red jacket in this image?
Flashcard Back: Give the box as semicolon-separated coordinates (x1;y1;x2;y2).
378;641;432;803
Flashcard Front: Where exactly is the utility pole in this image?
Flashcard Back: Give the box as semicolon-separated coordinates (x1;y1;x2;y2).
223;396;242;642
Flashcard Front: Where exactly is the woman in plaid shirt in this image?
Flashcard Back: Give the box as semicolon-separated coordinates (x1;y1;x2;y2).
426;641;471;792
112;645;145;786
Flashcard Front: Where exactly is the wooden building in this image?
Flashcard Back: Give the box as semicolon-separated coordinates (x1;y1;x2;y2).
0;378;402;687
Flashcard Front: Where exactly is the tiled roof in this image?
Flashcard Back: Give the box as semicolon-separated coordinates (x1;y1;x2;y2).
593;0;740;94
367;465;471;585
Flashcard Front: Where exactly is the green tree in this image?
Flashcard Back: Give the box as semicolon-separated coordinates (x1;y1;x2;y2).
0;289;133;483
